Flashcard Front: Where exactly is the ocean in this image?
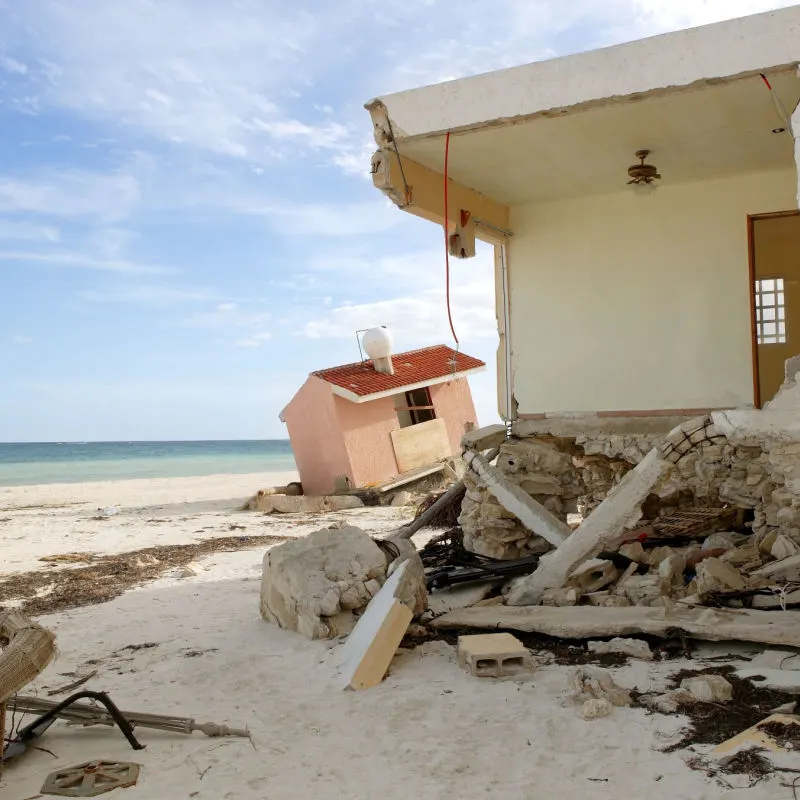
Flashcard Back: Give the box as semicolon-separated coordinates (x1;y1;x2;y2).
0;440;297;487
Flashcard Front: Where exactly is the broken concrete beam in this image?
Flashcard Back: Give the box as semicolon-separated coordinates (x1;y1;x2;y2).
541;587;582;607
464;449;570;548
567;559;619;593
431;604;800;649
507;448;671;606
338;560;414;691
457;633;534;678
253;494;364;514
461;424;507;454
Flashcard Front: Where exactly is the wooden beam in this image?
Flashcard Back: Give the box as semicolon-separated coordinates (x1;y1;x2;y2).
371;147;510;242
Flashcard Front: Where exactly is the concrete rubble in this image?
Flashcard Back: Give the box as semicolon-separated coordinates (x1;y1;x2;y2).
260;525;426;640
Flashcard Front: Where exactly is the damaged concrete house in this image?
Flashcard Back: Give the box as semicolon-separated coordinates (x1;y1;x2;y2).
364;7;800;584
280;328;485;496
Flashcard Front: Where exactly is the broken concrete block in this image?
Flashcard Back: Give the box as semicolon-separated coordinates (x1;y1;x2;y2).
658;553;687;592
457;633;534;678
580;698;613;720
568;559;619;594
695;558;747;596
541;587;582;607
772;535;800;561
619;541;649;564
390;490;414;507
618;574;661;606
702;532;742;552
384;537;428;616
260;526;387;639
568;666;632;708
427;582;499;615
755;554;800;581
338;560;414;691
681;674;733;703
587;638;653;661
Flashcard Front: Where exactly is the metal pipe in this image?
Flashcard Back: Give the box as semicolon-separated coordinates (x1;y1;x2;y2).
499;242;514;432
474;218;513;238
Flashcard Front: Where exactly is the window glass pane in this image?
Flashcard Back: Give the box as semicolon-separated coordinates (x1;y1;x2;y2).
761;279;775;292
763;322;777;335
763;307;776;321
777;278;785;290
763;293;776;306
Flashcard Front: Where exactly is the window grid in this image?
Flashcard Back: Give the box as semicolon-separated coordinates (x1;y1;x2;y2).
755;277;786;345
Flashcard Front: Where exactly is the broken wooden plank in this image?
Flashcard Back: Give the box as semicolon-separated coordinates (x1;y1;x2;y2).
431;604;800;648
338;560;414;690
464;449;570;548
507;448;671;605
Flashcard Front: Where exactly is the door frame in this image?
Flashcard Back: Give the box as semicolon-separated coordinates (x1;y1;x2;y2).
747;209;800;409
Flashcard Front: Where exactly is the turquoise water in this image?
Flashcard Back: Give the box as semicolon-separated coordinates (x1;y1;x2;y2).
0;441;297;486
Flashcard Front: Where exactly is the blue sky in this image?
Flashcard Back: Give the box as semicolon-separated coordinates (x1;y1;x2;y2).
0;0;793;441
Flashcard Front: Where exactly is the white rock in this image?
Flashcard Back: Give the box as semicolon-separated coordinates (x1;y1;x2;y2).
587;638;653;661
579;698;613;720
260;526;387;640
568;667;632;708
680;674;733;703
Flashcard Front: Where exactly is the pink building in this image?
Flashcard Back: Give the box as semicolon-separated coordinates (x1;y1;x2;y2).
280;345;485;496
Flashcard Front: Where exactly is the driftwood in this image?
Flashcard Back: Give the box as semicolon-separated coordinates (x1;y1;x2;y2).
393;448;500;541
432;604;800;648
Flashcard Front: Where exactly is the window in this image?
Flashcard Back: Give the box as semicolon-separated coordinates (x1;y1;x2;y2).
755;278;786;344
394;387;436;428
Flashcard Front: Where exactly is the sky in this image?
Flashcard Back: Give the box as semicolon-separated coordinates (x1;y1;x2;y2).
0;0;795;442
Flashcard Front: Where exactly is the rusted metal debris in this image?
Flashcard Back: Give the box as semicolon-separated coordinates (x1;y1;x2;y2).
41;760;140;797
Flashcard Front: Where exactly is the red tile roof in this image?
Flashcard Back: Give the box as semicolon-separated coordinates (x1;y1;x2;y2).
313;345;485;398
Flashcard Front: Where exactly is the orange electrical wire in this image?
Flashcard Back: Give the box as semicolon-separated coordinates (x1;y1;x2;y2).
443;131;459;346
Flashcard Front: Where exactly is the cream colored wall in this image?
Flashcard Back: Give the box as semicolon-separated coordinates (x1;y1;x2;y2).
508;169;797;414
282;376;353;496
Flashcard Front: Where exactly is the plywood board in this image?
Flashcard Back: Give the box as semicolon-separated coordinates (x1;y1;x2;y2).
338;561;413;691
391;418;450;473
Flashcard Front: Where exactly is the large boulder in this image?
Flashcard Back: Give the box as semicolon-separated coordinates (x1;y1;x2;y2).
260;526;427;640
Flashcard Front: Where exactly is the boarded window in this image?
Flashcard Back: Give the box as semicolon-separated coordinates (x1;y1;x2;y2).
755;278;786;344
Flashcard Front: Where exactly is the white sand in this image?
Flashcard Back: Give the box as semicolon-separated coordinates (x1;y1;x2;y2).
0;472;408;573
0;475;792;799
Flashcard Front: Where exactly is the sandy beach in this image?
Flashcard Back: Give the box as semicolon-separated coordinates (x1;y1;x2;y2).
0;473;790;799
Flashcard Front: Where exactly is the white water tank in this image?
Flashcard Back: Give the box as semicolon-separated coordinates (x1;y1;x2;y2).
362;326;393;360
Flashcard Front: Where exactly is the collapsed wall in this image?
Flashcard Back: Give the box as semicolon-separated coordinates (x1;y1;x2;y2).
459;362;800;561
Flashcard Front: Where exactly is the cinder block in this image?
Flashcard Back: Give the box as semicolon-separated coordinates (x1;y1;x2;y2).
457;633;534;678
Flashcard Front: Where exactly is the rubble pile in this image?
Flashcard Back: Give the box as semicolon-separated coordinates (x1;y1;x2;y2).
459;365;800;563
459;438;582;559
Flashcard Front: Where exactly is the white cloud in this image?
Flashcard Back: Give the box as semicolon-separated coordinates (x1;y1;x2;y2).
250;200;402;237
79;285;218;305
0;250;174;274
0;220;59;242
11;334;33;344
0;169;140;221
1;55;28;75
304;247;497;347
183;303;271;332
235;332;273;348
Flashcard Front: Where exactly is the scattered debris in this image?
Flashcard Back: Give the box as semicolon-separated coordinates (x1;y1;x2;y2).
8;694;249;741
251;494;364;514
457;633;534;678
46;671;98;697
41;760;140;797
3;691;144;763
412;486;466;528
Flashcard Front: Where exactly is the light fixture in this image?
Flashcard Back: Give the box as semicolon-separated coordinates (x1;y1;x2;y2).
627;149;661;192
